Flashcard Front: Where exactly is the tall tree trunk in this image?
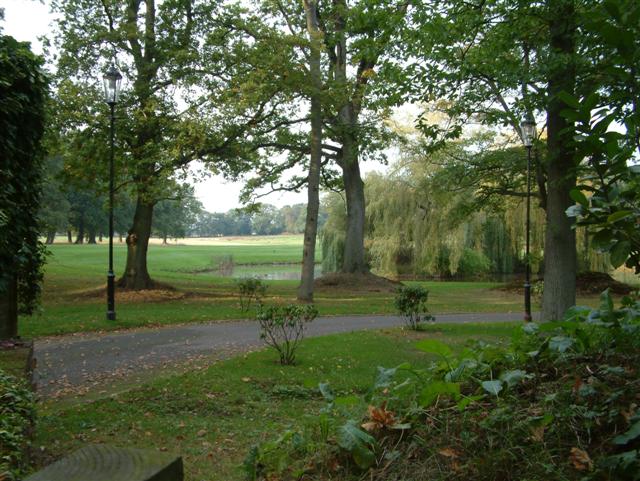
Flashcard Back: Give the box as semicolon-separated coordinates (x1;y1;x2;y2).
75;217;84;244
118;196;155;290
99;233;103;243
298;0;323;301
0;275;18;340
46;231;56;244
341;138;367;273
162;234;167;245
542;0;577;321
67;230;72;243
87;229;97;244
332;1;368;274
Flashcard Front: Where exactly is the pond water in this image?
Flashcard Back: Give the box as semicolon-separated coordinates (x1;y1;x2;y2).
208;264;520;282
212;263;324;281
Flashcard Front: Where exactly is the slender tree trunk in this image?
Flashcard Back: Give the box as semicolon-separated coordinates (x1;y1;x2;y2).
118;196;155;289
542;0;577;321
0;275;18;340
67;230;72;243
162;234;167;245
87;229;97;244
299;0;323;301
46;231;56;244
99;233;103;243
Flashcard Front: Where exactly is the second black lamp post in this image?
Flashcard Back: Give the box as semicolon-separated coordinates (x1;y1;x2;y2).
520;115;536;322
103;64;122;321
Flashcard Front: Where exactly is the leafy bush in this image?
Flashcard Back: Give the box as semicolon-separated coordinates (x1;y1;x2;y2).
0;370;35;481
256;304;318;365
394;285;434;330
249;290;640;480
237;277;268;312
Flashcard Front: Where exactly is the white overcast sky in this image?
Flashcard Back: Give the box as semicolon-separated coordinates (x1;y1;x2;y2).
1;0;396;212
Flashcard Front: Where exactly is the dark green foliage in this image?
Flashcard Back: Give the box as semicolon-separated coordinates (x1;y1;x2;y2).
250;290;640;480
256;304;318;365
237;278;268;312
562;0;640;275
393;285;434;330
0;370;36;481
0;36;48;332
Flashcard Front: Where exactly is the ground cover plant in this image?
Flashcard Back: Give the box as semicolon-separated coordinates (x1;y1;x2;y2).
19;237;607;338
31;323;516;481
0;370;36;481
247;290;640;480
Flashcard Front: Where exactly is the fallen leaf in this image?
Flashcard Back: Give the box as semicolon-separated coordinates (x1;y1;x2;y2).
241;377;251;382
438;447;461;458
197;429;207;437
570;447;593;471
530;425;545;442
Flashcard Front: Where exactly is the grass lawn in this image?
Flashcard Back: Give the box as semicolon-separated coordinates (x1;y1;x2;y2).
33;322;518;481
20;236;604;338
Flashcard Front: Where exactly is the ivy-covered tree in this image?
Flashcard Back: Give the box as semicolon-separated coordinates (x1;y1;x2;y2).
0;36;48;339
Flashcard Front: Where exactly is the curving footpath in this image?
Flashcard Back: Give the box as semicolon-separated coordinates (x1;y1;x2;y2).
34;312;525;396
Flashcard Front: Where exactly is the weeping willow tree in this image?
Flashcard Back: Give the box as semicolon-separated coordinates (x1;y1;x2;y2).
321;137;608;278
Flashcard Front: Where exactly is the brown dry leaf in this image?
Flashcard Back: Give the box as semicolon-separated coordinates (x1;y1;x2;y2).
364;402;396;431
361;422;378;432
438;447;461;459
570;447;593;471
530;425;545;442
197;429;207;437
621;403;637;423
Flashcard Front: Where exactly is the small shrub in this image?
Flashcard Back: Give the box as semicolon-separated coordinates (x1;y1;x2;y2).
237;277;268;312
257;304;318;365
0;370;35;481
457;248;492;277
394;285;434;330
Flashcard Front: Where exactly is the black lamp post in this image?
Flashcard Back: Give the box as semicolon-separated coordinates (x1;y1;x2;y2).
103;64;122;321
520;114;536;322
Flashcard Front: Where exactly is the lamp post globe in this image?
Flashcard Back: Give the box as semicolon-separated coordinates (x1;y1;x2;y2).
520;114;536;322
103;64;121;321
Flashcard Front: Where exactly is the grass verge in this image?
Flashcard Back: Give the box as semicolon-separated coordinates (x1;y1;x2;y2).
32;323;517;480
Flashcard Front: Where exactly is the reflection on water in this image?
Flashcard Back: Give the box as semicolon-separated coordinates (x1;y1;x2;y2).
215;264;323;281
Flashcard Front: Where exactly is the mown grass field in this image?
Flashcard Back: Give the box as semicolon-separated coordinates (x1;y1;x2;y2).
20;235;605;337
33;323;519;481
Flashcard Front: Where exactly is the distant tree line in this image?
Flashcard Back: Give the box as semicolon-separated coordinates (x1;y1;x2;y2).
38;159;326;242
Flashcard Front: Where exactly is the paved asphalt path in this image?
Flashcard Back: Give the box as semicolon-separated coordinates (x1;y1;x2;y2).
34;312;523;396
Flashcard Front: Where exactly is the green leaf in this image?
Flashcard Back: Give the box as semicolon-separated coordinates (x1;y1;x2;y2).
599;289;614;318
610;241;631;268
607;210;633;223
319;383;334;402
613;421;640;446
569;189;589;207
565;205;584;218
457;394;484;411
419;381;460;407
557;90;581;109
338;419;376;457
549;336;574;353
415;339;452;358
481;380;503;396
500;369;528;387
